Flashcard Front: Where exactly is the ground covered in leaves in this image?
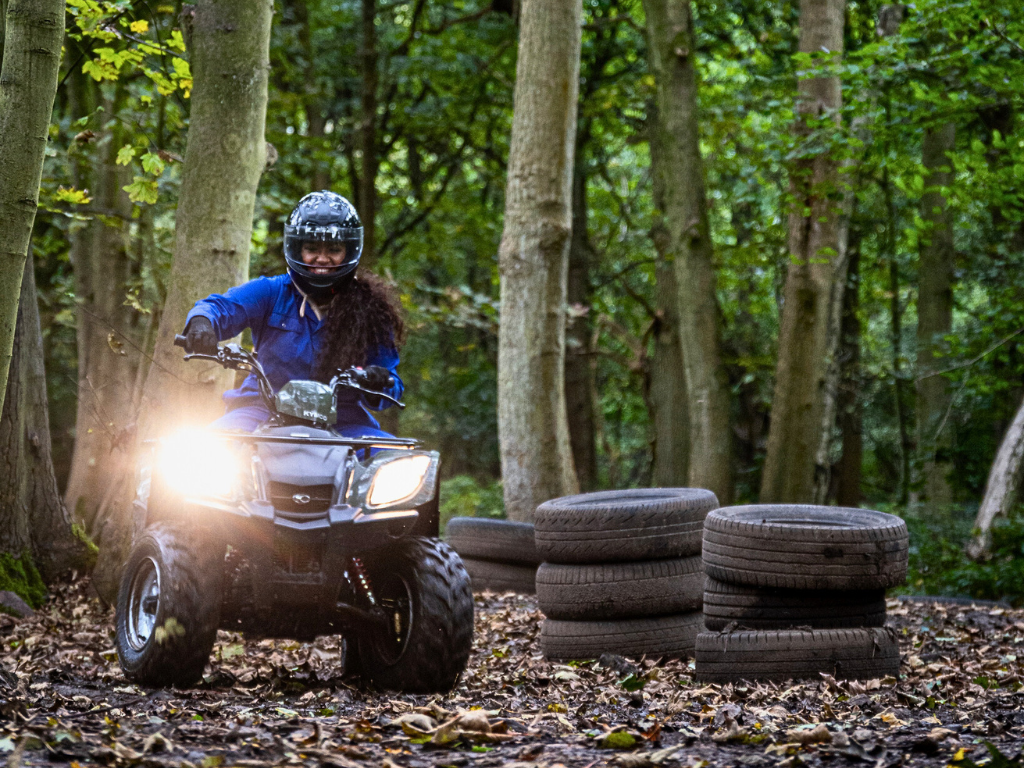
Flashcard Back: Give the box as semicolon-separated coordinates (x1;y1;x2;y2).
2;582;1023;768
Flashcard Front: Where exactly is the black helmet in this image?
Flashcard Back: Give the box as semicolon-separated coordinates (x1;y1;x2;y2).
284;191;363;293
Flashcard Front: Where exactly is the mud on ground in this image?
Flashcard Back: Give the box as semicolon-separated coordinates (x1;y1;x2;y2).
1;582;1022;768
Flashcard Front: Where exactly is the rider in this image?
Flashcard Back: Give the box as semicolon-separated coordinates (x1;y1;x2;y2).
181;191;405;439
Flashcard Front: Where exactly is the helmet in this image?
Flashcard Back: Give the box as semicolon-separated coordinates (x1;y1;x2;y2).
284;191;363;293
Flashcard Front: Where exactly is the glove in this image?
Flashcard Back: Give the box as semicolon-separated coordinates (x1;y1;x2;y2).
358;365;394;391
183;316;218;355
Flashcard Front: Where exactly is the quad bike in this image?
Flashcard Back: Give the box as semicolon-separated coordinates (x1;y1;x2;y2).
114;338;474;692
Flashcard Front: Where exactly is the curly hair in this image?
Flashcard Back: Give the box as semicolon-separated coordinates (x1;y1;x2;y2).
311;270;406;382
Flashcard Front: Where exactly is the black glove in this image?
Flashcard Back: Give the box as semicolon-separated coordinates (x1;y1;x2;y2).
183;316;218;355
359;365;394;391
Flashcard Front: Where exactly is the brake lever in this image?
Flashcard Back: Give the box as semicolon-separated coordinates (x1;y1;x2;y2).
334;373;406;409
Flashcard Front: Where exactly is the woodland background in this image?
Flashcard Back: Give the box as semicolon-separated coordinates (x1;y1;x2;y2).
2;0;1024;604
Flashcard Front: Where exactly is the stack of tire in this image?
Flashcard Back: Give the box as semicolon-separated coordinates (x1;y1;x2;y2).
445;518;540;594
533;489;718;661
695;505;908;683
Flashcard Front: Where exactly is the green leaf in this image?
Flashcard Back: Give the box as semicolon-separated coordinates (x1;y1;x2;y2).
141;152;165;176
123;176;158;204
618;673;647;692
599;731;637;750
116;145;136;166
54;186;92;205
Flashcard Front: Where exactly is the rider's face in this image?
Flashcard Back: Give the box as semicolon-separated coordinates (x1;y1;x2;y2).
301;241;346;274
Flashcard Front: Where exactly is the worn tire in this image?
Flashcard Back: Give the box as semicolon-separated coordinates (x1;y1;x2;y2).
541;612;704;661
535;488;718;564
115;521;223;687
537;556;703;620
462;557;536;594
445;518;539;565
695;627;900;682
702;505;908;590
353;537;474;693
702;577;886;630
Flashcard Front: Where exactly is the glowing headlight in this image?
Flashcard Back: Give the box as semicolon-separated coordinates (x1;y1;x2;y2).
158;430;240;498
367;455;432;508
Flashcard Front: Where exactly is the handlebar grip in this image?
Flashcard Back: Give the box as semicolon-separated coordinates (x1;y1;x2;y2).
174;334;187;348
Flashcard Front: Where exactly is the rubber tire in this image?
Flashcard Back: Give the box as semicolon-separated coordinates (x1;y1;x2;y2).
115;521;223;687
537;556;703;620
535;488;718;564
445;518;539;565
462;557;536;594
354;537;474;693
702;577;886;631
695;627;901;682
541;612;704;661
702;505;908;590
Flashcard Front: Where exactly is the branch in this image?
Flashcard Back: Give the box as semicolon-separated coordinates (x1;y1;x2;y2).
582;14;643;35
915;326;1024;381
981;18;1024;59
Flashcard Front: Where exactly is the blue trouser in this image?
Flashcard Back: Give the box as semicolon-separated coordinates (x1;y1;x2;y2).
211;405;395;455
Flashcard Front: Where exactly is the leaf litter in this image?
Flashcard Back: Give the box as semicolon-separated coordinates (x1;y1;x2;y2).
1;582;1022;768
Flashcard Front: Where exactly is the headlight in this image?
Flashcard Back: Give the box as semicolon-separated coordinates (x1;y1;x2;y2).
367;455;432;508
158;430;240;498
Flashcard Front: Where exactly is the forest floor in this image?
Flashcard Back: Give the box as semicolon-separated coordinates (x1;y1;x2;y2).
2;582;1023;768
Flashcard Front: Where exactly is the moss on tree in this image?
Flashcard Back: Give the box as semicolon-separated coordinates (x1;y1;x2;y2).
0;552;47;608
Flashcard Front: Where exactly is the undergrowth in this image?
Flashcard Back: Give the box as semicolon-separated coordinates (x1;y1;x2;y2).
439;475;505;533
899;504;1024;607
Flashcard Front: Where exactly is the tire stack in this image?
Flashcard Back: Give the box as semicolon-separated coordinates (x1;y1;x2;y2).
695;505;909;683
445;518;540;594
533;489;718;661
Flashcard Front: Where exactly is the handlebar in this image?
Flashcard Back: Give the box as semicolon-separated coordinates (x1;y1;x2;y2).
173;336;405;410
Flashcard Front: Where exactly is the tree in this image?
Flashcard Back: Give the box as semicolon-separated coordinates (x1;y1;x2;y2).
643;0;731;502
760;0;846;504
1;254;92;588
89;0;273;601
497;0;582;522
915;121;956;507
0;0;65;418
968;394;1024;560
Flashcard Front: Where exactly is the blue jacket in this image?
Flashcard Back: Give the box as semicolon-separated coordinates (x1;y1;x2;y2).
185;273;403;430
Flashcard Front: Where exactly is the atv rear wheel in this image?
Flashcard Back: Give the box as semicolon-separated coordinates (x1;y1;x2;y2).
115;522;223;687
353;537;473;693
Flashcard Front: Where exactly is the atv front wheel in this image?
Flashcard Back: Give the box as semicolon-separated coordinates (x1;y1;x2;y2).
115;522;223;687
353;537;473;692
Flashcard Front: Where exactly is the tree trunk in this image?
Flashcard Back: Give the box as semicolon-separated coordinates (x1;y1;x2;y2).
968;393;1024;560
760;0;845;503
497;0;581;522
65;87;138;532
565;144;597;491
643;0;731;502
90;0;272;602
0;0;64;419
359;0;378;265
0;254;92;580
915;122;956;508
834;232;862;506
647;103;689;487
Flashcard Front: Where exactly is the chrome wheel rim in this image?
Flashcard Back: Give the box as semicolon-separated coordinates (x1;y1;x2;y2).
127;556;161;651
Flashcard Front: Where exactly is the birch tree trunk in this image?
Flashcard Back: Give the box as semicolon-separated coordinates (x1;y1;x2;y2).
90;0;272;601
0;0;64;419
643;0;731;502
0;254;92;581
968;394;1024;559
760;0;846;503
497;0;582;522
916;122;956;508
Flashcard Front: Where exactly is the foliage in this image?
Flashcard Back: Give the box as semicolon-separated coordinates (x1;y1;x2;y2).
903;505;1024;606
0;553;46;609
439;475;505;533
